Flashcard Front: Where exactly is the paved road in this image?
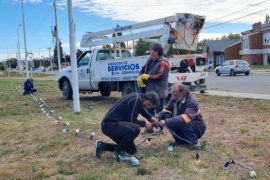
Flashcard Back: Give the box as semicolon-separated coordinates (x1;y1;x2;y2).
34;69;270;100
203;70;270;100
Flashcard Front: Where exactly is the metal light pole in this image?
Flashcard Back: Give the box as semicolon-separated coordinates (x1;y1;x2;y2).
67;0;80;114
22;0;29;79
48;47;53;75
53;0;61;74
17;24;22;75
28;52;33;77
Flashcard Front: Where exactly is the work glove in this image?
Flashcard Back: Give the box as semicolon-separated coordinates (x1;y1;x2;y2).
137;76;146;87
140;74;150;80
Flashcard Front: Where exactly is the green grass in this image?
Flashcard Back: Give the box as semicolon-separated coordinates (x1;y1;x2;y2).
250;64;270;70
0;77;269;179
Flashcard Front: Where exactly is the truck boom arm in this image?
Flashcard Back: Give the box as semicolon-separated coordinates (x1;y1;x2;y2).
80;13;205;53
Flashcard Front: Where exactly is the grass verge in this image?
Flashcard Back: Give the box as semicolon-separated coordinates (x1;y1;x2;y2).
0;78;269;179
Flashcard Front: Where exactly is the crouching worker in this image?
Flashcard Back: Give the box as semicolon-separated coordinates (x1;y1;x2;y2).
154;82;206;149
22;78;37;95
95;91;159;163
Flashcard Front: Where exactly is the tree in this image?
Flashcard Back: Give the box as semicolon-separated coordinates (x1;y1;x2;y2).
53;40;64;68
197;39;207;53
76;49;83;58
5;58;17;68
221;33;241;40
265;14;270;24
134;39;151;56
0;62;4;70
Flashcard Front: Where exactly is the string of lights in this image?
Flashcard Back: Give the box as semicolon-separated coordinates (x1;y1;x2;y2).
15;85;268;177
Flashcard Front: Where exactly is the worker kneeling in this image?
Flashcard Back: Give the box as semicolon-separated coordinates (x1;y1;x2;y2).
22;78;37;95
154;82;206;149
95;91;159;165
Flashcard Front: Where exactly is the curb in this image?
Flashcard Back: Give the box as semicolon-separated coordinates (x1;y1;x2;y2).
203;90;270;100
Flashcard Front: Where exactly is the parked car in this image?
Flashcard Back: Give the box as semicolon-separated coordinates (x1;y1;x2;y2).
215;60;250;76
204;62;213;70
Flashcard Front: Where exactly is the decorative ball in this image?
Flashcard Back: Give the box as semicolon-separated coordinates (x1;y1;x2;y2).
249;171;257;178
168;144;173;152
90;132;95;139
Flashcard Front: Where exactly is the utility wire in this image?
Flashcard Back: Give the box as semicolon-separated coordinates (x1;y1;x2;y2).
31;8;53;37
207;0;269;22
204;7;269;29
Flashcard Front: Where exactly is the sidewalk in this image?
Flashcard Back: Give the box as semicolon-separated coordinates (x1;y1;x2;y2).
204;90;270;100
251;69;270;73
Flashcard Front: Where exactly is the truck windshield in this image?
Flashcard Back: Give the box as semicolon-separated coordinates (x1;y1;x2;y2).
96;49;132;61
116;50;132;58
77;51;92;67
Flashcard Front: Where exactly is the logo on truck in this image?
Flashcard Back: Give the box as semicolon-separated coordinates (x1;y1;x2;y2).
108;61;140;76
176;75;187;81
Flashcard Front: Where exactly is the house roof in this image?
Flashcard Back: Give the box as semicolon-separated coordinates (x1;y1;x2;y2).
242;23;270;35
205;39;240;52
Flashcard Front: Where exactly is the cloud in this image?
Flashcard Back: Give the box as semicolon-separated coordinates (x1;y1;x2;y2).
199;33;230;41
58;0;269;24
12;0;42;4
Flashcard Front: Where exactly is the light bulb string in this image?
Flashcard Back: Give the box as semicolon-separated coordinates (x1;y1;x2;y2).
16;86;268;177
137;130;163;147
163;125;267;176
17;87;93;139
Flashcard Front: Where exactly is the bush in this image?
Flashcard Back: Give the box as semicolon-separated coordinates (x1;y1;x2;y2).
0;63;4;71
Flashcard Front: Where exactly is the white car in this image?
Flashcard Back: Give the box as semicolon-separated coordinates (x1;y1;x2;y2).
215;60;250;76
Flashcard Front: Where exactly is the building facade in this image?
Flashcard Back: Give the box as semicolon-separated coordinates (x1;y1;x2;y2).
240;22;270;65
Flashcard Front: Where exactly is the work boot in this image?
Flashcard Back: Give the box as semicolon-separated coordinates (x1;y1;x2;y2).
95;141;105;158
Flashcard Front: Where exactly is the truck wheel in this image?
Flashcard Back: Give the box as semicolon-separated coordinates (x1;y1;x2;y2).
100;87;111;97
62;80;72;100
122;82;135;97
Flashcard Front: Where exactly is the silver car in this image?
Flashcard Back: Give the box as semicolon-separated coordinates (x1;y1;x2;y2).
215;60;250;76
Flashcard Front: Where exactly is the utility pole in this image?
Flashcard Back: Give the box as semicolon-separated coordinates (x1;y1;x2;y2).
48;47;53;75
67;0;80;114
17;24;22;75
53;0;61;74
39;48;41;66
22;0;29;79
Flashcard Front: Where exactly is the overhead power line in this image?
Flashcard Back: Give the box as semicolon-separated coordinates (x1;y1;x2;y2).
207;0;269;22
204;7;270;29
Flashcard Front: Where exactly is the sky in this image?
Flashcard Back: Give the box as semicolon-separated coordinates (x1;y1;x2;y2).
0;0;269;62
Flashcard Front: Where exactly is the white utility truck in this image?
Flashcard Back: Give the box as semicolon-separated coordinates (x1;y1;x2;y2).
58;13;208;99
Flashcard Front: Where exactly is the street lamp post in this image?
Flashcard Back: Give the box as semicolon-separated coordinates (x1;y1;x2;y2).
17;24;22;75
48;47;53;75
22;0;29;79
28;52;33;77
53;0;61;74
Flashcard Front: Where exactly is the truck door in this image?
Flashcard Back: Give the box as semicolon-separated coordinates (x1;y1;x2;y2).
77;51;92;90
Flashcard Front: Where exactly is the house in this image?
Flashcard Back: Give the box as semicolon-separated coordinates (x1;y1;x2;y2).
204;39;240;67
240;22;270;65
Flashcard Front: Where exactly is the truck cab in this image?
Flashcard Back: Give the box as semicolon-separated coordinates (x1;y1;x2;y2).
59;47;145;99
